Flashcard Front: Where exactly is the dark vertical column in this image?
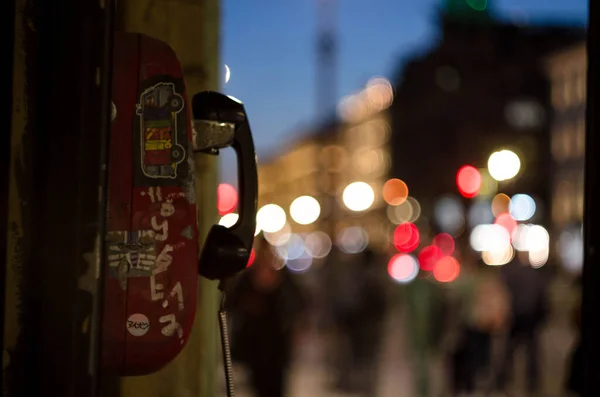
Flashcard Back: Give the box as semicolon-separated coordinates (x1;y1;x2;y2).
583;0;598;394
2;0;114;395
0;0;16;391
316;0;338;120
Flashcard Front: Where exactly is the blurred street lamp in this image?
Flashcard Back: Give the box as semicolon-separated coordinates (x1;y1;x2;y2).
290;195;321;225
342;181;375;211
256;204;287;233
487;149;521;181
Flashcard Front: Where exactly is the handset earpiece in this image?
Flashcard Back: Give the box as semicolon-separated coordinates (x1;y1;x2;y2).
192;91;258;280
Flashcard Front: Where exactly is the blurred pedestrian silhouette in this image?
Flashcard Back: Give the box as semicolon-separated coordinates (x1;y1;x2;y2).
228;236;307;397
447;253;509;396
328;247;388;395
405;272;446;397
495;254;550;395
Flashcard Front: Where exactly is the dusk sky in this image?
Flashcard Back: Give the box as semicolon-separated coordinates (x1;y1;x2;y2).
218;0;587;183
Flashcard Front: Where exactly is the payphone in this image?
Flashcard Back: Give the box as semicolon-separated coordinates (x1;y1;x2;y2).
102;32;257;377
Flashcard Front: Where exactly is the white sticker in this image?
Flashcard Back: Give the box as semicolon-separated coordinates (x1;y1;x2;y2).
127;313;150;336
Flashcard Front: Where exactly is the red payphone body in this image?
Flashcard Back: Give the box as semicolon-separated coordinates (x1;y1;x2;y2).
102;32;198;375
103;32;258;376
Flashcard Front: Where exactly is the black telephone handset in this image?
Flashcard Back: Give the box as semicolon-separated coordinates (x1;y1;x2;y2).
192;91;258;280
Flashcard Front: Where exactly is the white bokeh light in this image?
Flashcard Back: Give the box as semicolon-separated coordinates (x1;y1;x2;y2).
470;224;511;252
305;231;332;259
509;194;536;221
275;233;305;261
342;182;375;212
264;222;292;247
388;254;419;284
290;196;321;225
559;227;584;273
256;204;287;233
488;150;521;181
218;213;239;228
337;226;369;254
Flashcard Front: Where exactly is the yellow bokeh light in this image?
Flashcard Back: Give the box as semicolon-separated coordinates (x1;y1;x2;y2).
256;204;287;233
290;196;321;225
342;182;375;212
488;149;521;181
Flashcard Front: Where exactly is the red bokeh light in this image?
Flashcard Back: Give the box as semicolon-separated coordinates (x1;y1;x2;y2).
246;249;256;268
393;223;420;253
433;256;460;283
494;212;518;236
418;245;443;271
433;233;455;256
456;165;482;198
217;183;238;215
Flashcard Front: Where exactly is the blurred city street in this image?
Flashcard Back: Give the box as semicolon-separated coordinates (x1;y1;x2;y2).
228;277;578;397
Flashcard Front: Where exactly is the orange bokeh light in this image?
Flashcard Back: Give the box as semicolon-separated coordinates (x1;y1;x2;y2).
433;256;460;283
491;193;510;217
383;178;409;206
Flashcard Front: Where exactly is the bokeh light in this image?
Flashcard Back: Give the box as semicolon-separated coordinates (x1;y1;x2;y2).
488;150;521;181
246;249;256;268
342;182;375;212
383;178;409;206
470;224;511;252
275;233;305;261
286;253;313;273
491;193;511;217
418;245;443;271
456;165;482;198
511;224;530;251
217;183;238;215
393;223;420;253
433;256;460;282
218;212;239;228
494;212;518;236
290;195;321;225
388;254;419;284
509;194;536;221
482;245;514;266
337;226;369;254
256;204;287;233
434;196;465;236
433;233;455;256
305;231;333;259
468;200;494;228
263;223;292;246
559;227;583;274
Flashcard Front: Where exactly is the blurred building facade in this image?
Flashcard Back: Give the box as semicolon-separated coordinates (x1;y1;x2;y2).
257;84;393;253
545;42;586;274
256;3;585;267
389;5;584;258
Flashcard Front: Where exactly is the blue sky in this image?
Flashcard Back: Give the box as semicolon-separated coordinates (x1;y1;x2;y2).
219;0;587;183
